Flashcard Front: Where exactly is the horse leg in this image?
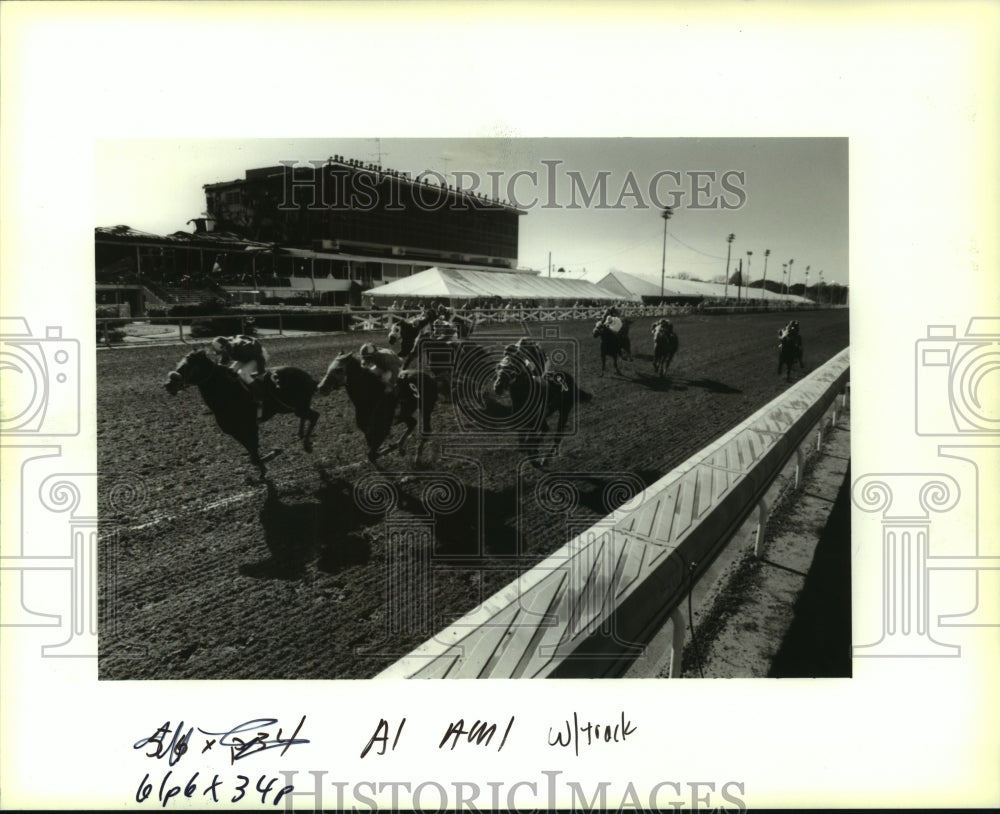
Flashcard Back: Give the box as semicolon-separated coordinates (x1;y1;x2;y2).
395;416;416;456
366;430;381;464
240;431;278;479
297;408;319;453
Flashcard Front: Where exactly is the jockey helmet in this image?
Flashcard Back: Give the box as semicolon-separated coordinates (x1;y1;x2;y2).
360;342;377;359
210;336;231;353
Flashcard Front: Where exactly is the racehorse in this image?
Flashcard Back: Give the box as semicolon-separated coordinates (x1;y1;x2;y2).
318;351;438;464
651;319;679;377
491;346;593;467
593;319;633;375
387;308;435;355
391;319;489;400
164;349;319;477
434;305;475;339
777;322;805;381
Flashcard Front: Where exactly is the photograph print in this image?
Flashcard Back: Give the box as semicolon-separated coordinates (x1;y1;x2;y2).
94;137;850;681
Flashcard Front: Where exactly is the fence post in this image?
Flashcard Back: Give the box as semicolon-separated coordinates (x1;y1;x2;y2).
794;446;806;489
179;320;185;342
279;314;284;336
668;607;686;678
753;498;770;557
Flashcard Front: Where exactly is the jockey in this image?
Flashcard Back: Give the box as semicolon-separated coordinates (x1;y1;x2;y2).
651;318;674;336
211;334;267;383
602;306;624;335
506;337;569;392
778;319;802;348
513;337;548;376
431;314;457;339
211;334;269;409
360;342;403;395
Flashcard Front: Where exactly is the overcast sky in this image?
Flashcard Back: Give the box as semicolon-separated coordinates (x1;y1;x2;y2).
95;137;848;289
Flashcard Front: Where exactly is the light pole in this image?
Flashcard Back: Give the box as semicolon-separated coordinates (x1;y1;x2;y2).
788;259;794;297
724;233;735;301
805;265;810;301
819;270;824;304
782;263;787;296
762;249;770;305
746;251;752;302
660;206;673;301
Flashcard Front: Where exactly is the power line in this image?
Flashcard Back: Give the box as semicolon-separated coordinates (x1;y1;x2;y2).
557;233;660;268
668;232;725;260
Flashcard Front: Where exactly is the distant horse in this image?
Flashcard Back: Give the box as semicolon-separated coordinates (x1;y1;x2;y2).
318;351;438;464
393;322;489;400
593;319;633;375
777;322;804;381
434;305;475;339
164;349;319;477
651;319;679;377
491;347;593;467
387;308;435;355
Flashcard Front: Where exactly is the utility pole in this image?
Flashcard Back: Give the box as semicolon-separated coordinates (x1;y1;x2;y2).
548;251;552;279
724;233;735;301
762;249;770;304
736;258;743;303
660;207;674;301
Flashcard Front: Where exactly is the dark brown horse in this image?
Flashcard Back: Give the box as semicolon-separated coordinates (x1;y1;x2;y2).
593;319;633;375
777;321;804;381
164;349;319;477
318;351;438;464
491;346;592;467
387;308;435;355
651;319;679;377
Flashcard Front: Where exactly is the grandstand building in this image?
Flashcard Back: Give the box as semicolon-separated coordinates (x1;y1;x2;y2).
205;158;522;268
95;156;527;313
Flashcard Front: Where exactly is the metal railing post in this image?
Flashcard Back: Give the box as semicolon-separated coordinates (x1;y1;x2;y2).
753;498;770;557
668;607;686;678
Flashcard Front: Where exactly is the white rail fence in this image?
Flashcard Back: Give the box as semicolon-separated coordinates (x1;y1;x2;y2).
96;302;833;346
377;347;851;679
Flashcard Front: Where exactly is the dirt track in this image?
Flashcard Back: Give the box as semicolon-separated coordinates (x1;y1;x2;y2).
97;309;849;680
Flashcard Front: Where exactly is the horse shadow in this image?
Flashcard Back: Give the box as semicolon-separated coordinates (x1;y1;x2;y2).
633;371;742;394
392;482;520;558
239;470;377;579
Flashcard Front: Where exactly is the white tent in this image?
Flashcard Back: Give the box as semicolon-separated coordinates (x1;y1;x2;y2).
580;269;812;304
365;266;622;303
